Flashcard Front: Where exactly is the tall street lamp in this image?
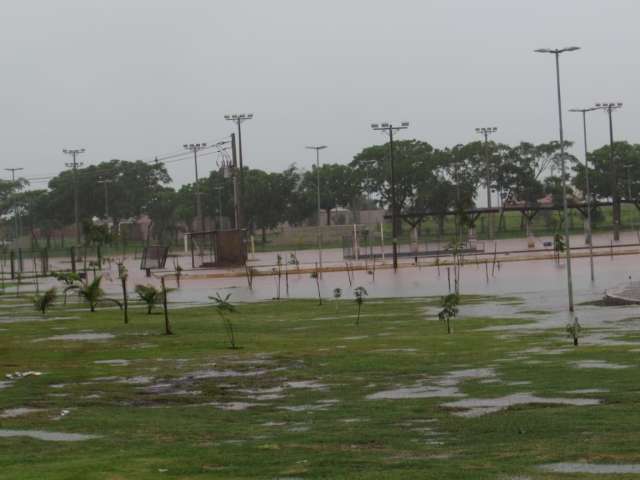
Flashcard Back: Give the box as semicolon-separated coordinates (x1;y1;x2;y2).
225;113;253;229
534;46;579;315
475;126;498;239
595;102;623;241
63;148;86;244
569;106;599;282
371;122;410;271
183;143;207;232
5;167;24;243
306;145;327;271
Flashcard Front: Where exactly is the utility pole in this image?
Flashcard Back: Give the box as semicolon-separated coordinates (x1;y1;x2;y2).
225;113;253;230
595;102;623;241
306;145;328;271
5;168;24;243
371;122;410;272
569;107;599;282
475;127;498;239
97;178;113;219
183;143;207;233
63;148;85;245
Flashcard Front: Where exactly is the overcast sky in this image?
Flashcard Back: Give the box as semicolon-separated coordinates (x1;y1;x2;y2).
1;0;637;191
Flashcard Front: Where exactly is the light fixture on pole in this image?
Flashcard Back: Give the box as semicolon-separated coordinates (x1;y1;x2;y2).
534;45;579;316
475;127;498;239
63;148;86;244
183;143;207;232
306;145;328;272
371;121;410;271
224;113;253;229
569;106;599;282
595;102;623;241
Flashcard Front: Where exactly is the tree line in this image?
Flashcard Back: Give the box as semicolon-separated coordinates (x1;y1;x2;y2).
2;139;639;245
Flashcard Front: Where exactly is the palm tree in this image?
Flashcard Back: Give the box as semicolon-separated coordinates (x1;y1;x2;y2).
135;284;165;314
210;292;238;349
33;287;57;315
438;293;460;334
354;286;368;325
66;275;120;313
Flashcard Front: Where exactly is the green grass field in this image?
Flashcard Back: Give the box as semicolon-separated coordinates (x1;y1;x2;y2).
1;288;639;479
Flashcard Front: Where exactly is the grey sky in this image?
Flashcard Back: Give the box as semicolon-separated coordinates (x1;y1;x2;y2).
1;0;637;192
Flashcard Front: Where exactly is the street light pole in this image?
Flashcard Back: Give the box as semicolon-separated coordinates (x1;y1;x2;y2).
475;127;498;239
225;113;253;230
5;168;24;243
535;46;579;314
569;107;599;282
63;148;85;245
306;145;327;271
371;122;410;272
595;102;623;241
183;143;207;233
97;178;113;219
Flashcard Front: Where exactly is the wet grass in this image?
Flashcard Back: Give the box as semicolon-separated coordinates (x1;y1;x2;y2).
0;292;639;479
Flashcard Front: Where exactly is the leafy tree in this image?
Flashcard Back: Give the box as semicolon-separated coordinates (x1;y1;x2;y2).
300;164;361;225
351;140;435;215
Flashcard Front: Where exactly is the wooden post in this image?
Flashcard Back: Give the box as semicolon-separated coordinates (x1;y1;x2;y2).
70;247;76;274
161;277;172;335
121;275;128;324
9;251;15;280
447;267;451;292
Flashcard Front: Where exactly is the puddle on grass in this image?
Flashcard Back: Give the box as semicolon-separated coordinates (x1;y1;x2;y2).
207;402;260;411
367;368;496;400
35;333;115;342
0;429;100;442
443;393;601;417
186;368;268;380
564;388;609;394
0;408;44;418
93;359;130;366
367;385;462;400
284;380;328;391
540;463;640;474
570;360;631;369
